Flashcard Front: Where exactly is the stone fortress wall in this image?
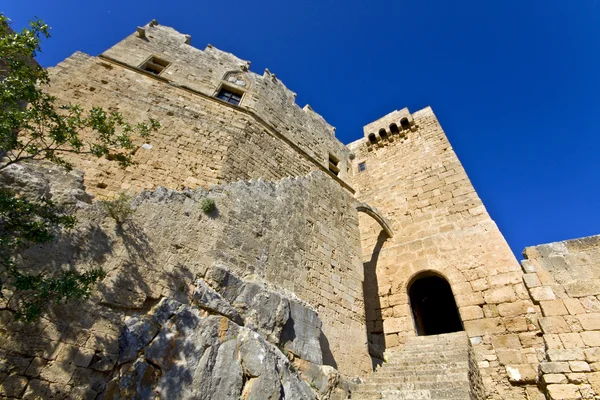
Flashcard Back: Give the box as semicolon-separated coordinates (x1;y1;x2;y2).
521;235;600;398
1;19;600;400
48;21;351;198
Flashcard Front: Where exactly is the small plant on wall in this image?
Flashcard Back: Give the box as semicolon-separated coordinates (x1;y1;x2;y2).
101;192;133;224
200;198;216;214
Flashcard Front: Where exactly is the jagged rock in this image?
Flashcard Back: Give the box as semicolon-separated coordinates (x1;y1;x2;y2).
281;301;323;365
118;299;182;364
0;161;92;205
192;279;243;325
111;300;317;400
202;265;323;364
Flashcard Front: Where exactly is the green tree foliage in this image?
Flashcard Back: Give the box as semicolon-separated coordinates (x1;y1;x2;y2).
0;15;160;321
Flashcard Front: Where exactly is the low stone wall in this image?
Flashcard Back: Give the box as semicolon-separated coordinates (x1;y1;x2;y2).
521;235;600;399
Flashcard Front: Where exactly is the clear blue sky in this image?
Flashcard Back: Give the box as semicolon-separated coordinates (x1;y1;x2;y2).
4;1;600;258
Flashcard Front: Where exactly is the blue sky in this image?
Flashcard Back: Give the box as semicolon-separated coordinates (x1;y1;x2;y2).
4;0;600;258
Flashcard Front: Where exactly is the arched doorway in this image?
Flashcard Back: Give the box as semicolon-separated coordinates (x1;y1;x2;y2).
408;272;463;336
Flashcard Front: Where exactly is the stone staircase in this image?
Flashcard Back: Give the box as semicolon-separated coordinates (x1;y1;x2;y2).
352;331;485;400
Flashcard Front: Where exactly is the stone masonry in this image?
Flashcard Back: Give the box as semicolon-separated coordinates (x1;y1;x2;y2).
1;19;599;399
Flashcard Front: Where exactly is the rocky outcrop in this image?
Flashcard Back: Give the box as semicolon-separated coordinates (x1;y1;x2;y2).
105;298;316;400
104;265;353;399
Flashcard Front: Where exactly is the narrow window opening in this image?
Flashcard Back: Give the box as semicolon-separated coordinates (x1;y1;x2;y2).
216;87;243;106
141;56;170;76
358;162;366;172
390;123;399;134
368;133;377;144
378;128;388;140
329;153;340;176
400;118;410;130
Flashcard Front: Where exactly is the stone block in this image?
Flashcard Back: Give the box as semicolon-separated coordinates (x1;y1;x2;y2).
544;374;567;384
463;317;506;336
523;273;541;288
540;362;571;374
563;299;585;315
547;348;585;362
491;334;521;349
589;371;600;392
382;317;407;334
459;305;484;321
483;287;516;304
546;384;580;400
584;347;600;362
496;349;522;365
581;331;600;347
568;361;590;372
0;374;28;398
540;300;568;316
498;300;534;317
558;333;584;349
539;316;570;334
577;313;600;330
505;364;537;384
504;316;529;332
564;280;600;298
529;286;556;302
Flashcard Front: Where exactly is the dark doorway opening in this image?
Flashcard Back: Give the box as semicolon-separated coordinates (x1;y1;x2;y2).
408;273;463;336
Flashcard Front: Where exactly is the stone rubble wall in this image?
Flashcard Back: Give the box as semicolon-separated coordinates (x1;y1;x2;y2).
0;164;371;398
347;107;543;399
521;235;600;399
100;22;352;182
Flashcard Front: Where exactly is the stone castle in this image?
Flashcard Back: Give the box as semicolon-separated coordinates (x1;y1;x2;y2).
1;20;599;400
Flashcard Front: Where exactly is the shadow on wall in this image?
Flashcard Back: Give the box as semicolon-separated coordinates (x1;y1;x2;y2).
319;330;338;369
2;215;196;398
362;230;388;369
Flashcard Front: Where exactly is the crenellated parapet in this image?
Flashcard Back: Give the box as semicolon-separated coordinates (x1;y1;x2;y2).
101;21;351;181
362;107;417;147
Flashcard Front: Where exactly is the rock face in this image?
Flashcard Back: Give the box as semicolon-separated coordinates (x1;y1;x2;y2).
101;267;352;400
105;299;317;400
102;272;353;399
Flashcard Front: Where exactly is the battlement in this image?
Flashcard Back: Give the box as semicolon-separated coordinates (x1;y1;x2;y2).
362;107;416;145
101;21;350;174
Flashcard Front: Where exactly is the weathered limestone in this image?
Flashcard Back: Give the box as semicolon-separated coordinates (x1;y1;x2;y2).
522;236;600;399
2;19;600;400
348;107;540;399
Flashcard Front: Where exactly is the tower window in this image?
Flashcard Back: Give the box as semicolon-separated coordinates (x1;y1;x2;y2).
329;153;340;176
216;88;242;106
358;162;366;172
141;56;170;75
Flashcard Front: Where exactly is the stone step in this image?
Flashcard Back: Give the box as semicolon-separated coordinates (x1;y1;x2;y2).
374;362;469;373
369;372;468;384
352;388;471;400
354;381;469;392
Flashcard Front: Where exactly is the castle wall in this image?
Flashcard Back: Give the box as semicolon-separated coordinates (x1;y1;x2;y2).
47;51;324;199
0;169;370;399
521;235;600;398
100;22;352;182
348;107;542;399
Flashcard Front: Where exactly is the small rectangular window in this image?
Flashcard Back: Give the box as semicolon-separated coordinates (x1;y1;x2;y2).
216;88;242;106
141;56;170;75
358;162;366;172
329;153;340;176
